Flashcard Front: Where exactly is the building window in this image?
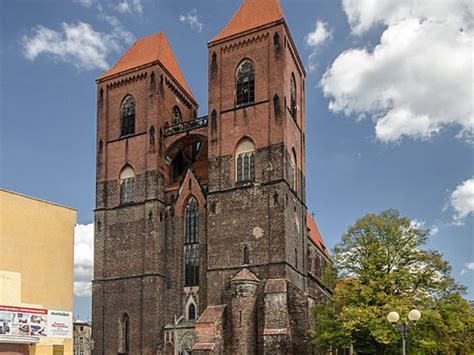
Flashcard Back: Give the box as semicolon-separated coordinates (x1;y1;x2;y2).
121;95;135;137
120;165;135;204
119;313;130;353
172;106;182;124
211;110;217;131
188;303;196;320
79;351;84;355
236;59;255;106
236;138;256;183
290;73;297;118
184;197;199;286
289;149;297;191
243;245;249;265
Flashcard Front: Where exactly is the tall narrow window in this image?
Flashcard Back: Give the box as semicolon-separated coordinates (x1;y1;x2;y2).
235;138;256;183
289;149;297;191
121;95;135;136
188;303;196;320
184;197;199;286
236;59;255;106
243;245;249;265
290;73;297;118
172;106;182;124
119;313;130;353
120;166;135;204
211;110;217;131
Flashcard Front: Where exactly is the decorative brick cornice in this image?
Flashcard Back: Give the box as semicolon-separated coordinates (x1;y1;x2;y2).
106;71;148;90
221;33;269;53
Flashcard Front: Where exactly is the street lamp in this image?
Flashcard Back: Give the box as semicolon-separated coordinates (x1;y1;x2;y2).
387;309;421;355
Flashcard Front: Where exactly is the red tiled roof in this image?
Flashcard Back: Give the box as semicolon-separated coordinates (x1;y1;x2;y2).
211;0;285;43
231;268;259;283
98;33;195;102
306;213;330;258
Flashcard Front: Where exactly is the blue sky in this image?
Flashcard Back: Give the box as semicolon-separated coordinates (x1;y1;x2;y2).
1;0;472;320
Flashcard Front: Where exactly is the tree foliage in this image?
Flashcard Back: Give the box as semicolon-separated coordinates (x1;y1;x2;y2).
313;209;474;354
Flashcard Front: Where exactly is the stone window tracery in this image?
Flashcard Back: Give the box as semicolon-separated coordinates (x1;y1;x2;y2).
235;138;256;183
290;73;297;118
236;59;255;106
184;197;199;286
120;166;135;204
121;95;135;137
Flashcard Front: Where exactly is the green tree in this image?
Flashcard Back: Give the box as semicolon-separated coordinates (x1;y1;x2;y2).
313;209;474;354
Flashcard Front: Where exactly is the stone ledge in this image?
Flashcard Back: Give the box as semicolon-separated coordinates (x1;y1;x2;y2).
263;328;288;336
192;342;216;351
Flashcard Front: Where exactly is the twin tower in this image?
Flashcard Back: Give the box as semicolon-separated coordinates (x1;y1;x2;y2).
92;0;331;354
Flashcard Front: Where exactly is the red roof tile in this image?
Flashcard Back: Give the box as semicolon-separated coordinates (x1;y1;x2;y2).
98;32;195;102
231;268;259;283
211;0;285;43
306;213;330;258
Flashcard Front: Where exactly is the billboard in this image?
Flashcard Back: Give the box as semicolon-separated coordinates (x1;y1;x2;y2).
0;305;72;339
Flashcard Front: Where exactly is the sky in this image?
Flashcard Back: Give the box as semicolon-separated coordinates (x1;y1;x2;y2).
1;0;472;320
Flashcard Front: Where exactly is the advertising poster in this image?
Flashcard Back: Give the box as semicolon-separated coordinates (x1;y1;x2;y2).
0;305;71;339
47;310;73;338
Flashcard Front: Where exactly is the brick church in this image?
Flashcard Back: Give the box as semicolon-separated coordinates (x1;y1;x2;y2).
92;0;331;353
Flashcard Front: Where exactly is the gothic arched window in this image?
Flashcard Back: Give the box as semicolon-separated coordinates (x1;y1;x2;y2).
290;73;297;118
289;149;297;191
120;165;135;204
119;313;130;353
121;95;135;137
235;138;256;183
188;303;196;320
184;197;199;286
172;106;182;124
236;59;255;106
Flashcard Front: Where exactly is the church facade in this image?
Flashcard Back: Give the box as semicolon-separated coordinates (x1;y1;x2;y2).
92;0;331;354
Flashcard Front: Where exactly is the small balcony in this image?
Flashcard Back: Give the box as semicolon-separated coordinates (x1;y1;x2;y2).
163;116;208;137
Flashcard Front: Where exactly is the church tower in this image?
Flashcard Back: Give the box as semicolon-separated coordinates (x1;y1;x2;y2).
194;0;314;353
92;33;202;355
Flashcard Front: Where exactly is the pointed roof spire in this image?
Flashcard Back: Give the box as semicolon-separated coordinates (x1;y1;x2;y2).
211;0;285;43
98;32;195;102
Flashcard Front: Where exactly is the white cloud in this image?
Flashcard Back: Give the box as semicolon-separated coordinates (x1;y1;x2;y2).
21;19;134;70
342;0;472;35
306;21;332;47
306;21;333;72
179;9;204;33
409;219;440;236
74;223;94;297
429;226;439;236
450;177;474;224
99;14;135;44
321;0;474;143
460;262;474;275
115;0;143;15
409;218;425;230
74;0;94;7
